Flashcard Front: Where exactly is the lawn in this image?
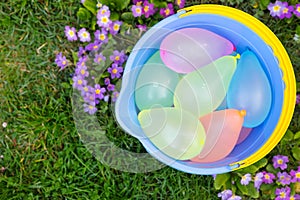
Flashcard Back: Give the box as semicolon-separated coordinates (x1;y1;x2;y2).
0;0;299;199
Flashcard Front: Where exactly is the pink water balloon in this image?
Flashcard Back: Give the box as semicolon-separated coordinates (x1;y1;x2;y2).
160;28;234;74
191;109;245;163
236;127;252;144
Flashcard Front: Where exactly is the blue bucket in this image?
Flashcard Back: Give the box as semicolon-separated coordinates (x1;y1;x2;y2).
115;5;296;174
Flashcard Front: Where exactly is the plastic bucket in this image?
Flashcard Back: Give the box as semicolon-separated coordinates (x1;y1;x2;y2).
115;5;296;175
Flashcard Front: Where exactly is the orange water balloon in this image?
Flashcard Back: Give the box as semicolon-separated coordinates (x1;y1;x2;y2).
191;109;245;163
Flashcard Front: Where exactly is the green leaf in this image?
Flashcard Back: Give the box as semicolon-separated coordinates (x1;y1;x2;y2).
150;0;167;8
71;51;78;65
266;164;278;174
294;131;300;140
260;0;270;9
248;183;260;198
282;129;294;142
121;12;134;22
91;20;97;30
253;158;268;169
115;0;130;11
61;82;71;89
236;181;248;195
214;173;231;190
292;146;300;160
270;187;276;199
259;184;273;191
110;12;120;21
236;165;259;174
77;7;92;21
297;81;300;92
83;0;97;15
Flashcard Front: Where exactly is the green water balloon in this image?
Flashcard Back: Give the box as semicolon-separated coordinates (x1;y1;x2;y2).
135;51;180;110
174;55;238;117
138;108;206;160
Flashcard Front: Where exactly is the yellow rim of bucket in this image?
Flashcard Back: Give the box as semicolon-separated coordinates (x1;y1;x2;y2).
178;5;296;171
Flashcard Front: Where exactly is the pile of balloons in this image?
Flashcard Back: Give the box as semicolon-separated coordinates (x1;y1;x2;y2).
135;28;272;162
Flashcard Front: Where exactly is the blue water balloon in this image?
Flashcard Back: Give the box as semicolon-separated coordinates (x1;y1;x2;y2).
227;50;272;128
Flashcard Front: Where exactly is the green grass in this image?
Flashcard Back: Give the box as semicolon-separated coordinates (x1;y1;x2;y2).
0;0;299;199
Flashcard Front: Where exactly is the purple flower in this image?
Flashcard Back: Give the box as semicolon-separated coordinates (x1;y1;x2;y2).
94;53;106;64
132;5;143;17
107;84;115;92
110;21;123;35
143;1;155;18
112;91;119;102
94;29;108;43
85;41;102;52
64;26;77;41
241;173;251;185
55;52;68;69
294;4;300;17
212;174;217;180
83;103;97;115
133;0;144;5
280;2;294;19
290;194;300;200
160;3;174;18
254;172;264;190
108;63;123;79
104;78;110;85
97;15;111;28
97;5;110;17
78;28;91;42
217;189;232;200
72;75;87;90
277;172;292;185
80;85;93;96
77;56;88;68
262;171;276;184
78;46;86;57
268;1;284;18
273;155;289;170
94;84;106;100
275;186;291;200
296;94;300;105
175;0;186;9
137;24;147;32
290;167;300;183
75;65;89;78
84;91;99;105
228;195;242;200
110;50;127;65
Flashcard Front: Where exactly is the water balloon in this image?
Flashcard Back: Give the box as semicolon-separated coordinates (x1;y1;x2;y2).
174;55;238;118
191;109;245;163
135;51;180;110
227;50;272;128
160;28;234;73
236;127;252;144
138;108;206;160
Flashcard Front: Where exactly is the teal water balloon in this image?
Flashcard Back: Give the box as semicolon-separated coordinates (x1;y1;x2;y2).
227;50;272;128
138;108;206;160
174;55;238;117
135;51;180;110
160;28;234;74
